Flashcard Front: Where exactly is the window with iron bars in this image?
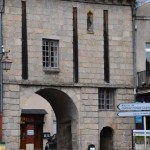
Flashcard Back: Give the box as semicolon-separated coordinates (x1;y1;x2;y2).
98;89;114;110
42;39;59;69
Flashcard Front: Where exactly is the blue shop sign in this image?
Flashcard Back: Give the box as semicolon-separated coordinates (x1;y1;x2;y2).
135;115;142;123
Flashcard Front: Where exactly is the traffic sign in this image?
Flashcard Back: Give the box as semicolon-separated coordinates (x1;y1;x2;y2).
117;111;150;117
117;103;150;111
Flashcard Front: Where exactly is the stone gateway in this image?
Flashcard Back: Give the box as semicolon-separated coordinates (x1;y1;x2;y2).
1;0;135;149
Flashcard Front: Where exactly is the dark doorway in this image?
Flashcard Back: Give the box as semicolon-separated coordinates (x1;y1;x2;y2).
146;117;150;130
100;126;114;150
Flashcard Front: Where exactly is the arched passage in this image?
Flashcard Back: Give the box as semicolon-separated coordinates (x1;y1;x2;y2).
36;88;79;150
100;126;114;150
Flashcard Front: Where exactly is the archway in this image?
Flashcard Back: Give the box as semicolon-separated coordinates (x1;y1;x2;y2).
36;88;79;150
100;126;114;150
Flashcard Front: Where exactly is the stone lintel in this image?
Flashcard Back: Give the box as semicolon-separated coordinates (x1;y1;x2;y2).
61;0;135;5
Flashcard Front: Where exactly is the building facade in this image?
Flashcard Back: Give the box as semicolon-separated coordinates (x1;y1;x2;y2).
134;2;150;148
135;1;150;134
1;0;134;149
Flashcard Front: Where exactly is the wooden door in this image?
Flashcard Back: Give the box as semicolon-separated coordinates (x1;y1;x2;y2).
34;124;43;150
20;124;26;150
57;121;72;150
20;114;44;150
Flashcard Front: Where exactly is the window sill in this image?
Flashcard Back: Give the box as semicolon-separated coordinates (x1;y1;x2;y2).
99;109;114;111
43;68;60;73
87;31;94;34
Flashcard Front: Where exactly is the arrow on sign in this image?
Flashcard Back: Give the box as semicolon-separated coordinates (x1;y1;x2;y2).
117;111;150;117
117;103;150;111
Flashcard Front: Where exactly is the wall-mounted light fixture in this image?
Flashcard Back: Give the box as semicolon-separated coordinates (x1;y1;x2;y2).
0;47;12;71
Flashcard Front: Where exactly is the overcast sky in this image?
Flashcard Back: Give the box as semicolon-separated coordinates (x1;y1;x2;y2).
136;0;150;7
136;0;150;4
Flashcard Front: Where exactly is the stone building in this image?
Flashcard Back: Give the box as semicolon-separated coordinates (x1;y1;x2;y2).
133;1;150;149
0;0;135;149
135;0;150;135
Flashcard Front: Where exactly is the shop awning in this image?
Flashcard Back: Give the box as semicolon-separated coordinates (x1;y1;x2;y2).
21;109;48;115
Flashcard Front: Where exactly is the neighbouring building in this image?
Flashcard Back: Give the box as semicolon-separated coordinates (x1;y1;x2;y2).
0;0;135;149
135;0;150;142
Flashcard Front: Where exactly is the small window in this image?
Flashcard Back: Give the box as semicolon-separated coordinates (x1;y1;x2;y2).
98;89;114;110
42;39;59;70
87;11;93;33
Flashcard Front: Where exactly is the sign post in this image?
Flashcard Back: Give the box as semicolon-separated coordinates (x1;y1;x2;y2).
117;111;150;117
117;102;150;150
117;103;150;111
144;116;146;150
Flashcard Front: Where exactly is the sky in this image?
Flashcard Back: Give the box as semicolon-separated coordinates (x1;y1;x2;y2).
136;0;150;7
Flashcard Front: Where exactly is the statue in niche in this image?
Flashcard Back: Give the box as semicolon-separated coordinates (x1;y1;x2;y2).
87;11;93;32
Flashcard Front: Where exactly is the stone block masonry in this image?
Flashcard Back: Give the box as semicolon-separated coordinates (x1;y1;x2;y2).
2;0;134;149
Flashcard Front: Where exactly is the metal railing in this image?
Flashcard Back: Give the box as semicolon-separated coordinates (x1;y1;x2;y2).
137;70;150;87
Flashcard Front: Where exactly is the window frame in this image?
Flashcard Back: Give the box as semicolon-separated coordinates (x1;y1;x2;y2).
42;39;59;72
98;88;115;110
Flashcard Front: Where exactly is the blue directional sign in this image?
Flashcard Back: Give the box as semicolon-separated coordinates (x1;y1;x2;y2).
117;103;150;111
118;111;150;117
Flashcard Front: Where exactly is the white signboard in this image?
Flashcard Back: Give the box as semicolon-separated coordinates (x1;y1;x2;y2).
133;130;150;136
117;111;150;117
117;103;150;111
27;130;34;135
90;148;95;150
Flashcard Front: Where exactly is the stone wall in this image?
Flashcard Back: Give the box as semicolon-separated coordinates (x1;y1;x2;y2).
2;84;135;150
3;0;133;86
3;84;20;150
80;87;99;149
2;0;134;150
99;88;135;150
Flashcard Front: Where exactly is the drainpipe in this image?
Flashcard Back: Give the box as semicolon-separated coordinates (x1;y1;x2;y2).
0;0;4;142
132;3;137;97
131;4;137;149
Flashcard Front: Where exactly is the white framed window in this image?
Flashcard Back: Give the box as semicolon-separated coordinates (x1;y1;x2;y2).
146;43;150;62
98;89;114;110
146;42;150;76
42;39;59;69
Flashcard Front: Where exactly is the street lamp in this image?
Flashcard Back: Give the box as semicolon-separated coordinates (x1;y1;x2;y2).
0;50;12;71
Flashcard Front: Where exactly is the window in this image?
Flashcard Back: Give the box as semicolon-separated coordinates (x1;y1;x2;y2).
52;120;57;135
146;42;150;76
98;89;114;110
42;39;59;69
